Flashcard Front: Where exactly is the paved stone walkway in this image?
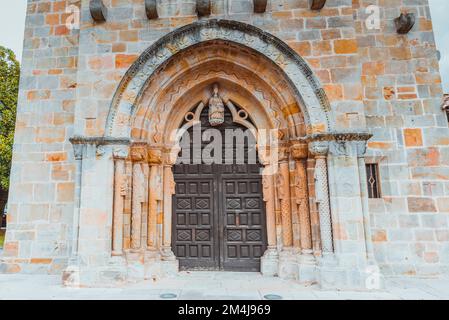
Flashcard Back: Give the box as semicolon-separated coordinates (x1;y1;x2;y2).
0;272;449;300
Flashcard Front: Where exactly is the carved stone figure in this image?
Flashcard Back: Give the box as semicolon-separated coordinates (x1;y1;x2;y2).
208;84;225;126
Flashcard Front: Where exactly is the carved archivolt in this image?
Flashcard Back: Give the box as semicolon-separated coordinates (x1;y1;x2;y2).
106;20;331;139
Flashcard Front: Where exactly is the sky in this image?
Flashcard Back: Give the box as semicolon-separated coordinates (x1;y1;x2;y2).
0;0;448;92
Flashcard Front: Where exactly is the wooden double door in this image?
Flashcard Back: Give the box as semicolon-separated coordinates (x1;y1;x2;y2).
172;163;267;271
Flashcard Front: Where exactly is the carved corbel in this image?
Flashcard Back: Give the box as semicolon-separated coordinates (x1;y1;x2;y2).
196;0;211;17
395;13;415;34
311;0;326;10
90;0;107;22
145;0;158;20
253;0;268;13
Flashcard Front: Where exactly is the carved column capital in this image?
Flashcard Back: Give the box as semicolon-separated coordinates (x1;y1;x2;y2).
162;145;181;166
277;143;291;162
113;145;130;160
147;146;163;165
309;141;329;158
290;142;309;160
73;144;84;160
130;143;148;162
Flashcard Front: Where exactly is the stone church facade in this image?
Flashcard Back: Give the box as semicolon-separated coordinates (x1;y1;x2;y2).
1;0;448;289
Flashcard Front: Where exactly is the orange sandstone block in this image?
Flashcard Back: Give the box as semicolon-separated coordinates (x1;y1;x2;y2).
115;54;138;69
31;258;53;265
45;13;60;25
334;39;358;54
404;128;423;147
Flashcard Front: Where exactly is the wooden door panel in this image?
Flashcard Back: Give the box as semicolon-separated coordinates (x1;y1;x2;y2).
173;177;218;270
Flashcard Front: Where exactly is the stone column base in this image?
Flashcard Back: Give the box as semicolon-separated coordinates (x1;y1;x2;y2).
261;248;279;276
317;254;384;290
297;253;317;285
278;248;299;280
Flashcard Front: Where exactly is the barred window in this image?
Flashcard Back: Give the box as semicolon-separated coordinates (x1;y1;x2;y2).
366;164;381;199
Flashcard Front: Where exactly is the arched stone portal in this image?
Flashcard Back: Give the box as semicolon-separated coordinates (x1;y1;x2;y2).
66;20;376;288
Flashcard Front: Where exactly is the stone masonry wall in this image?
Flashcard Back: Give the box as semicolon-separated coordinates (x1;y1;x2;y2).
354;0;449;276
1;0;448;277
1;0;79;273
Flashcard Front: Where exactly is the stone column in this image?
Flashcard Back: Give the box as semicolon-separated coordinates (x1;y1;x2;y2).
147;147;163;250
291;142;317;283
277;145;297;279
291;143;313;255
112;146;129;256
277;147;293;248
309;141;334;256
160;147;179;264
130;145;147;251
356;141;376;263
259;148;279;276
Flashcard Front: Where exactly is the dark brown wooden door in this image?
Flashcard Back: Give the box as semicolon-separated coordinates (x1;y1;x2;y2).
172;103;267;271
173;163;267;271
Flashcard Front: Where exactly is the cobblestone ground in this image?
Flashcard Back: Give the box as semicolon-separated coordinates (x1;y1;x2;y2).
1;272;449;300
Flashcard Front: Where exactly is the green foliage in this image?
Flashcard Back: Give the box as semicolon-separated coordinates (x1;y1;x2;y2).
0;46;20;190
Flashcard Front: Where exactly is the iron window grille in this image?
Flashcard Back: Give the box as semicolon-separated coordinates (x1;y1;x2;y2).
366;163;381;199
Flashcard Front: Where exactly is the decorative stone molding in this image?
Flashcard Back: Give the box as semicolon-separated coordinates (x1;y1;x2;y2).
311;0;326;10
145;0;158;20
106;20;331;138
196;0;211;17
395;13;415;34
253;0;268;13
70;136;130;159
89;0;107;22
302;132;373;157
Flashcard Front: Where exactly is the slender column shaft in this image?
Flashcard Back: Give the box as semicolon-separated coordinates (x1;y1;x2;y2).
70;145;83;259
112;159;125;256
358;156;375;261
162;165;176;258
262;166;277;249
147;165;159;248
315;156;333;254
278;161;293;248
296;159;313;253
131;163;144;250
